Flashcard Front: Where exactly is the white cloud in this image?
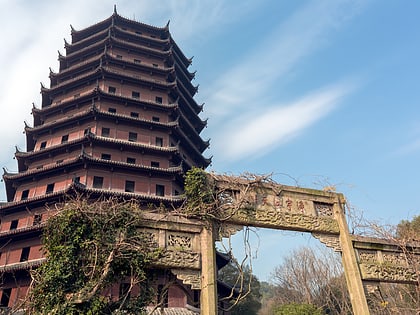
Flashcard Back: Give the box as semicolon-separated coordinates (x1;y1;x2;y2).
213;83;353;160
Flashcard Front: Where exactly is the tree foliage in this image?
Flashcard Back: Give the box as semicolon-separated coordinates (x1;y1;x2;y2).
273;303;323;315
28;197;161;314
396;214;420;242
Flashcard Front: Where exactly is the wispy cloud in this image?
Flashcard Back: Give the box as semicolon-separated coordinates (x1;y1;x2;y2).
204;0;367;161
212;83;354;160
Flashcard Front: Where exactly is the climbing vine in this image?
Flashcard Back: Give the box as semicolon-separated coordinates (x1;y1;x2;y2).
28;197;161;315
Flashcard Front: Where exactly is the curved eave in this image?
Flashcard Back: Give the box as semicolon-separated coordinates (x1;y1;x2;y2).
27;105;178;137
172;87;203;117
42;65;174;98
63;35;169;66
17;132;178;161
71;13;169;44
59;50;173;83
4;152;183;181
73;182;184;205
0;259;46;274
96;87;178;111
0;222;45;240
174;127;211;168
170;38;191;68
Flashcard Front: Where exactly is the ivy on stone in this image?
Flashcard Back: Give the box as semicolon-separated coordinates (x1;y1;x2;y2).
28;197;161;314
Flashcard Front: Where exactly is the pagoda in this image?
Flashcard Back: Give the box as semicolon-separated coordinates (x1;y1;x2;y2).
0;8;213;311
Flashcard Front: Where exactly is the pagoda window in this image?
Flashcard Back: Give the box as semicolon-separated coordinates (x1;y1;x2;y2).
73;176;80;183
156;184;165;196
20;247;30;262
155;137;163;147
108;86;116;94
126;157;136;164
116;54;123;59
61;134;69;143
151;161;160;168
21;189;29;200
93;176;104;188
155;96;163;104
0;288;12;307
132;91;140;99
56;159;64;164
10;220;18;230
128;132;137;142
108;107;117;113
130;112;139;118
125;180;135;193
46;183;55;194
101;127;110;137
74;93;80;99
152;116;160;122
134;58;141;64
33;214;42;226
36;165;43;169
152;63;158;68
40;141;47;149
135;31;142;35
84;127;91;135
101;153;111;160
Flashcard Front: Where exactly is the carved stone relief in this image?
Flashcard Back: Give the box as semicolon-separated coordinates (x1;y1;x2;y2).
172;269;201;290
167;233;193;250
357;250;378;264
314;202;334;217
312;233;341;252
359;263;417;283
158;250;200;269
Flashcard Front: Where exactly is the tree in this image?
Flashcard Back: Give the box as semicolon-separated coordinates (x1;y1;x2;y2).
268;246;352;315
28;197;161;314
218;262;262;315
364;215;420;314
396;214;420;242
274;303;323;315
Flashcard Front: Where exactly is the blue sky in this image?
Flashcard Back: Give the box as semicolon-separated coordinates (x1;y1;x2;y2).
0;0;419;281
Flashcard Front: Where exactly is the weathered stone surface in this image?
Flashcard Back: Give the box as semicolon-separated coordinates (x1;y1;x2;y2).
359;263;417;283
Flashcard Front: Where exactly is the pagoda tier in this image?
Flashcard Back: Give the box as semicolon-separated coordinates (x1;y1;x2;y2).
0;10;211;310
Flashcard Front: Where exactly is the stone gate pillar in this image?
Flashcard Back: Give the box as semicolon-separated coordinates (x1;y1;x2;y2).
200;222;218;314
334;200;370;315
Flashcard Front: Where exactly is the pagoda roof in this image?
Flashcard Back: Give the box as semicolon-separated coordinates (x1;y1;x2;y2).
71;11;169;44
170;38;192;68
27;104;178;135
4;151;183;181
16;131;178;161
0;221;45;240
0;181;184;213
66;24;170;56
0;258;46;273
42;65;175;97
61;34;170;66
52;51;173;82
34;87;177;121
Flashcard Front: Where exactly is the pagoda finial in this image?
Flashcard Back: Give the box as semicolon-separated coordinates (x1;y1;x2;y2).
165;20;170;29
114;4;117;15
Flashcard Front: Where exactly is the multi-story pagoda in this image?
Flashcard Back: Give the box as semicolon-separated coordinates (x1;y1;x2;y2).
0;8;213;311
